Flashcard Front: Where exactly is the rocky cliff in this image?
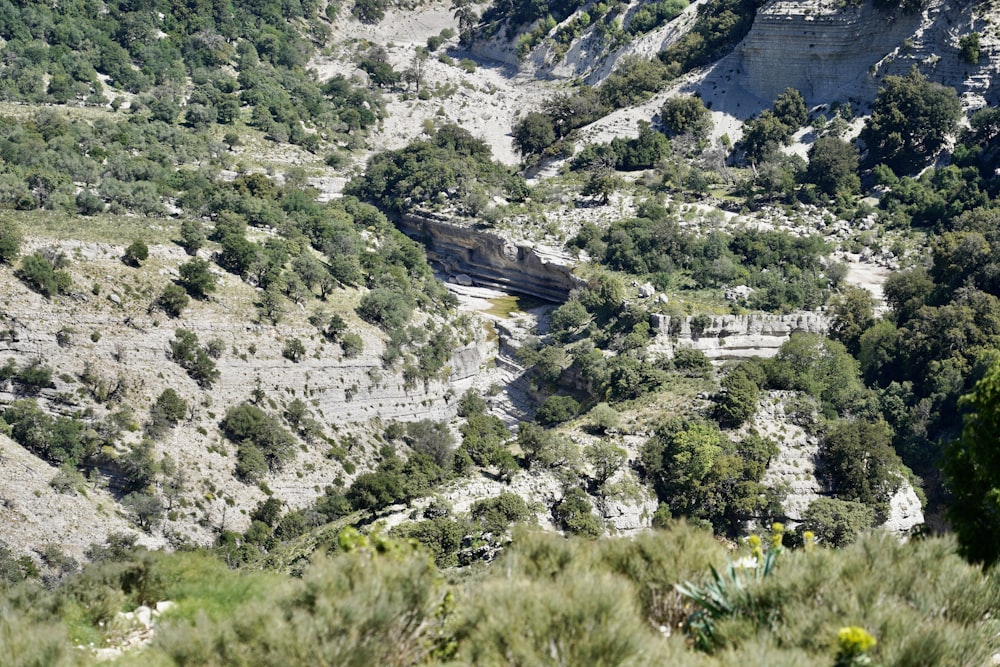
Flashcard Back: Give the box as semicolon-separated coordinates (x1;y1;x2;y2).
730;0;1000;106
649;311;830;360
398;212;585;301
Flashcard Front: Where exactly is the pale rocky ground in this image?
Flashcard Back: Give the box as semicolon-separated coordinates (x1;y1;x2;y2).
0;0;951;561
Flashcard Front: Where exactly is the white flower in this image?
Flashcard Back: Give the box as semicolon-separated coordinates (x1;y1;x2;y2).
732;556;758;570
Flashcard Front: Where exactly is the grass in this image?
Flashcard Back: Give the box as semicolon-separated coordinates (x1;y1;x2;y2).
4;209;181;245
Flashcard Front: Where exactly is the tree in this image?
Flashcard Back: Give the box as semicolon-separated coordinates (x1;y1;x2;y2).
716;368;759;427
860;67;961;174
818;419;905;520
123;239;149;267
147;388;187;438
741;110;790;164
553;487;602;537
178;258;216;299
959;33;980;65
282;338;306;362
179;219;205;255
0;219;22;264
584;440;626;486
17;253;71;297
943;353;1000;565
772;87;807;129
156;284;190;317
802;497;875;547
353;0;388;24
660;95;711;140
513;112;556;157
805;136;860;197
828;287;875;356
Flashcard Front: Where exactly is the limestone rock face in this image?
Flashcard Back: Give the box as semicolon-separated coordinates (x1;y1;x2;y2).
399;212;585;301
597;492;659;534
735;0;922;104
649;311;830;360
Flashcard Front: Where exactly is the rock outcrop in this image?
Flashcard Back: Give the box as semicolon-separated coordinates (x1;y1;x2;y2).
398;212;585;301
649;311;830;360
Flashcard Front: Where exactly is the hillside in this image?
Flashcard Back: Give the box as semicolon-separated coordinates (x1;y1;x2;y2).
1;0;1000;661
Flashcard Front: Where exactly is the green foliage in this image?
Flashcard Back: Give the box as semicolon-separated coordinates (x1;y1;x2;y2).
658;0;766;76
660;95;712;140
828;286;874;356
771;87;807;129
146;388;187;439
356;288;413;331
460;413;511;469
513;111;556;157
764;333;866;415
0;218;23;264
642;418;774;534
122;239;148;267
553;487;603;536
281;338;306;362
470;492;532;534
178;258;216;299
741;110;791;164
168;328;219;388
860;67;961;174
804;136;860;197
16;252;71;297
944;353;1000;565
517;422;581;473
627;0;689;35
178;219;205;256
818;420;905;520
716;366;760;427
340;332;364;358
801;497;875;547
535;394;580;425
221;403;296;480
959;32;980;65
353;0;389;24
155;284;190;318
347;124;527;214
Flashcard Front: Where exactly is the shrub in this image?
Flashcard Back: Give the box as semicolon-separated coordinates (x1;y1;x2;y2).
147;388;187;438
535;395;580;425
179;220;205;255
122;239;149;267
340;332;363;358
156;284;190;317
17;253;71;297
0;218;23;264
178;258;216;299
221;403;296;476
553;487;602;536
282;338;306;362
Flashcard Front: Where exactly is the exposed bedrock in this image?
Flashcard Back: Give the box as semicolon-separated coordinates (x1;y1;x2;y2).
650;311;831;360
734;0;923;104
398;212;585;301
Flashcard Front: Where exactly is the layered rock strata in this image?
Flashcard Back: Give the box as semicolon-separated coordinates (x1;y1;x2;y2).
649;311;830;360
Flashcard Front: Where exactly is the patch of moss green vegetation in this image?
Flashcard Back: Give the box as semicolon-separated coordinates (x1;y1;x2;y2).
484;293;549;318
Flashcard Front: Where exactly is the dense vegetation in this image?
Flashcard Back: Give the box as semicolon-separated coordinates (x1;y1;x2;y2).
0;525;996;665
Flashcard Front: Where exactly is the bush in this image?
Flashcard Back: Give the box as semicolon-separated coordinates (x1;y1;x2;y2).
179;220;205;255
340;332;363;358
156;284;190;317
282;338;306;362
122;239;149;267
147;388;187;438
17;253;71;297
221;403;296;476
801;497;875;547
0;219;23;264
553;487;602;536
535;395;580;425
356;288;412;331
178;258;216;299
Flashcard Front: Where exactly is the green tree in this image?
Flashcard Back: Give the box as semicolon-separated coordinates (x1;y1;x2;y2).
959;33;980;65
513;112;556;157
156;284;190;318
660;95;712;140
805;136;860;197
17;253;71;297
0;219;23;264
828;287;875;356
801;497;875;547
819;419;905;520
943;353;1000;565
123;239;149;267
178;258;216;299
552;487;602;537
716;367;760;427
179;219;205;255
741;110;790;164
860;67;961;174
772;87;807;129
